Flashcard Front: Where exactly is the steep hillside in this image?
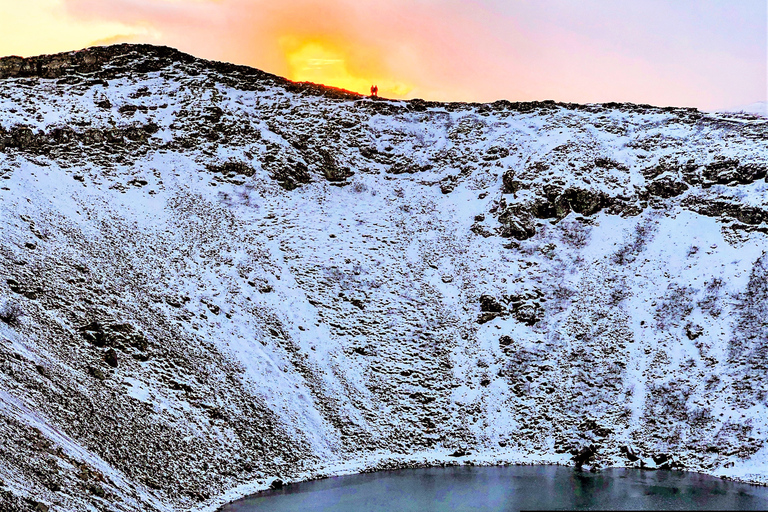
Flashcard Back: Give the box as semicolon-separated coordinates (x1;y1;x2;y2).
0;44;767;511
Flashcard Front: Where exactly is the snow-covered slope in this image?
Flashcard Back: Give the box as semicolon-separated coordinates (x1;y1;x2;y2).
0;44;767;511
719;101;768;118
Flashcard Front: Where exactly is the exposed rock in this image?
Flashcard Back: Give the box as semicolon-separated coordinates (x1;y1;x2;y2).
10;126;34;150
571;445;596;468
562;187;605;216
104;349;118;368
79;322;148;352
0;44;199;80
699;158;767;186
502;170;522;194
512;303;543;326
498;207;536;240
165;297;182;308
207;160;255;178
620;445;640;462
484;146;509;161
388;161;432;174
592;426;612;437
594;157;626;170
703;158;740;185
647;175;689;198
477;312;500;324
449;446;470;457
87;366;106;381
687;199;768;225
479;295;504;313
685;323;703;340
318;149;353;183
270;160;311;190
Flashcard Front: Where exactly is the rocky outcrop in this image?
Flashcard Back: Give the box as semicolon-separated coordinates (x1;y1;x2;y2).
647;175;689;198
498;206;537;240
703;158;767;186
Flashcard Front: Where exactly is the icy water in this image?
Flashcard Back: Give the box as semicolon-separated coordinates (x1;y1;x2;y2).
221;465;768;511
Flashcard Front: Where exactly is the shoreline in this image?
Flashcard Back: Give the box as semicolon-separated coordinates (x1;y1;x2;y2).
196;449;768;512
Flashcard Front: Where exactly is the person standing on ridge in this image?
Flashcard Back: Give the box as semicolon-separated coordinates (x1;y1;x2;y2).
370;85;375;97
374;85;378;97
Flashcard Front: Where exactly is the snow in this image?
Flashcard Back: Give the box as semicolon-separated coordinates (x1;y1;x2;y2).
0;45;766;511
718;101;768;118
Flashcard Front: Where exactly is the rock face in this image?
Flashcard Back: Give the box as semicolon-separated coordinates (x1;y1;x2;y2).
0;44;767;511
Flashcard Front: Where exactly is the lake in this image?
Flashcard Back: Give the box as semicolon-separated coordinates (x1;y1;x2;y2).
220;465;768;511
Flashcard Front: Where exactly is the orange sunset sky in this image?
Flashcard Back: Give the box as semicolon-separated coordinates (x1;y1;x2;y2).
0;0;765;109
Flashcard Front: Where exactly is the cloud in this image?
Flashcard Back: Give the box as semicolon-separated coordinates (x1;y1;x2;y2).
0;0;145;59
36;0;767;107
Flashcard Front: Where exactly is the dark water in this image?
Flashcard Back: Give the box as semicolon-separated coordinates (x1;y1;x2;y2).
221;465;768;511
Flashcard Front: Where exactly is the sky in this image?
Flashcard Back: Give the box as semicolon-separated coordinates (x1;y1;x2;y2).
0;0;765;109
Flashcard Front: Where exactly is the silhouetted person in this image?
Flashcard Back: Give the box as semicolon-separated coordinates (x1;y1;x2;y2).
374;85;378;97
371;85;375;97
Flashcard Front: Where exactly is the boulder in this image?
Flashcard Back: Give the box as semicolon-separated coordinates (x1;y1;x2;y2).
479;295;503;313
531;197;557;219
318;149;353;182
87;366;106;381
563;187;604;216
498;208;536;240
477;312;500;324
512;302;543;326
10;126;35;149
449;446;470;457
270;161;311;190
104;349;118;368
734;206;766;225
685;324;703;340
647;176;689;198
80;322;108;347
502;169;521;194
501;218;536;240
620;445;640;462
571;444;596;468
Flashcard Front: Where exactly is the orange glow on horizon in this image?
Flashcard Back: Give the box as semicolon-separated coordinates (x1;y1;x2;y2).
280;36;413;98
0;0;763;110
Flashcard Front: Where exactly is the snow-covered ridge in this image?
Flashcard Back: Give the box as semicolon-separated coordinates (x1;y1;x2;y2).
718;101;768;118
0;44;767;511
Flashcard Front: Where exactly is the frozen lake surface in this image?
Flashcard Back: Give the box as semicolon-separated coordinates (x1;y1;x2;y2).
221;465;768;511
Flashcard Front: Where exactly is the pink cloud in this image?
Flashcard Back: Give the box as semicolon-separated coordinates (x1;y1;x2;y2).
60;0;766;109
